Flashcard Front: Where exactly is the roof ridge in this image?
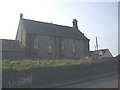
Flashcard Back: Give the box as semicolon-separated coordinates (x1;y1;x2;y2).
23;18;74;29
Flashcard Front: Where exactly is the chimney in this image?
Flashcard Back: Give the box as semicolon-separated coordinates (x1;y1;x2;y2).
72;19;78;29
20;13;23;19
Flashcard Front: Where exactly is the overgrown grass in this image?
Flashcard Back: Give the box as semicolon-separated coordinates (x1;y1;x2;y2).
2;58;114;71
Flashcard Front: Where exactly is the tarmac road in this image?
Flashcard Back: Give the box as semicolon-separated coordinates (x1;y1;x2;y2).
60;74;118;88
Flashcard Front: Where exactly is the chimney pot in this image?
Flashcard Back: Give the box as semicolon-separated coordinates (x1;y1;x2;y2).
20;14;23;19
72;19;78;29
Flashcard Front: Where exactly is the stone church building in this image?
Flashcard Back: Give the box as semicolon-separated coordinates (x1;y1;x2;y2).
1;14;90;60
15;14;90;60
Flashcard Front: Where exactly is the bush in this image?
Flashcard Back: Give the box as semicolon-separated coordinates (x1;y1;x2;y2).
2;58;117;71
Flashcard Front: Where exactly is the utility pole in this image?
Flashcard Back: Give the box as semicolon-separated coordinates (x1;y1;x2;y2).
96;37;99;58
96;37;98;52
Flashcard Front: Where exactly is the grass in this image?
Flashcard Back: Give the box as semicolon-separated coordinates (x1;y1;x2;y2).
2;58;114;71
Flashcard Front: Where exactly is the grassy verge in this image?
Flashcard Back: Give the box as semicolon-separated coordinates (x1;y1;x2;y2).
2;58;115;71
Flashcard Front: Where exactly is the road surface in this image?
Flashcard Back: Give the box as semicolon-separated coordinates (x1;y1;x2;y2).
60;74;118;88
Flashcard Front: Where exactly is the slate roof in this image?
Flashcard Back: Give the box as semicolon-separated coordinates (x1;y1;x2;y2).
1;39;24;51
22;18;89;40
89;49;112;57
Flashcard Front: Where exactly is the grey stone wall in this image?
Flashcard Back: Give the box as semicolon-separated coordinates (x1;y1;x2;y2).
0;40;2;60
2;51;24;60
2;58;118;88
0;39;1;89
16;20;26;48
62;38;81;59
26;34;89;60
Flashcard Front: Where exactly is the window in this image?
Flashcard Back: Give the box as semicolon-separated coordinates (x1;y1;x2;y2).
72;42;76;54
48;40;52;53
34;38;39;50
21;31;23;44
61;40;65;54
48;45;52;53
81;40;84;52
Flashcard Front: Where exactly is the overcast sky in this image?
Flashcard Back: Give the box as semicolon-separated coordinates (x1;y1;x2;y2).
0;0;119;56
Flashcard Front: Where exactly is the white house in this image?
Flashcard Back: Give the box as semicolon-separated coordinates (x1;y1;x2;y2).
90;49;113;58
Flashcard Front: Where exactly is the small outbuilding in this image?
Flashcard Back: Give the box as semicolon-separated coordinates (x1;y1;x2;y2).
0;39;24;60
89;49;113;58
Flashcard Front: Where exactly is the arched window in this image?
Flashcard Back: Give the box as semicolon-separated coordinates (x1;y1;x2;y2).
81;40;84;52
34;38;39;50
48;39;52;53
72;41;76;54
60;40;65;54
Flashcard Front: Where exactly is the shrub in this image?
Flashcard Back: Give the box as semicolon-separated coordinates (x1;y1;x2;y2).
2;58;116;70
